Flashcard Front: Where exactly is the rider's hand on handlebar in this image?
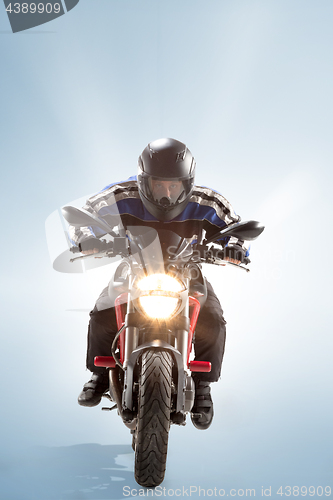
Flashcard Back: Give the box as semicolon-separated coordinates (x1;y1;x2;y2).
223;245;250;265
81;248;100;255
79;238;105;255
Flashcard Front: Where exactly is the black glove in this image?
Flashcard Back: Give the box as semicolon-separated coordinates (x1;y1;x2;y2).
223;244;250;264
79;238;105;253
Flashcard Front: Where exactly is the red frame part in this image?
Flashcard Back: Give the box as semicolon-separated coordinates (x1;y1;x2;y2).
112;293;210;372
94;356;116;368
188;360;212;372
187;296;200;363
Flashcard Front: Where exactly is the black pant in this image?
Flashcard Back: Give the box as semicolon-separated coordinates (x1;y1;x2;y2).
86;280;226;382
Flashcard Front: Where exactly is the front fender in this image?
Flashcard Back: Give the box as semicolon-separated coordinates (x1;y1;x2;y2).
122;340;186;414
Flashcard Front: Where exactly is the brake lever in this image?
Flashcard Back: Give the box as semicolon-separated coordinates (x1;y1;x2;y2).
221;260;250;272
69;251;109;263
69;247;118;263
201;257;250;273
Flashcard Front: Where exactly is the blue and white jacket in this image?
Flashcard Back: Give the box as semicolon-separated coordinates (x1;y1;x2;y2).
69;176;248;254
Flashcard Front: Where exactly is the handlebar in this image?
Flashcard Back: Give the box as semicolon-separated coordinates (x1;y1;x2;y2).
70;239;118;254
69;237;128;262
68;238;250;271
194;243;250;265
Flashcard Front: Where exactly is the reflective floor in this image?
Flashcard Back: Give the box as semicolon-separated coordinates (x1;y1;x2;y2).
0;444;136;500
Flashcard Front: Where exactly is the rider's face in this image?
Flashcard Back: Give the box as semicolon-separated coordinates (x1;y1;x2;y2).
150;179;183;201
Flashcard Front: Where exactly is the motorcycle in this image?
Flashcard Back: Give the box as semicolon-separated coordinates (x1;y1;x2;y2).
53;201;264;487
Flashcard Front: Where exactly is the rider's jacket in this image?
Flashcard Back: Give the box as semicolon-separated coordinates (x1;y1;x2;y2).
69;176;248;253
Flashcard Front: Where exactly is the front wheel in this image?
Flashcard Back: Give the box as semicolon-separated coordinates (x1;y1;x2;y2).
134;349;172;487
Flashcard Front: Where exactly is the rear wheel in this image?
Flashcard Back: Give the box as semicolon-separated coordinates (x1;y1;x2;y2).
134;350;172;487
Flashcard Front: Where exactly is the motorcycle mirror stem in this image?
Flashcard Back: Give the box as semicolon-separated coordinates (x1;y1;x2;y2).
204;220;265;245
61;206;114;234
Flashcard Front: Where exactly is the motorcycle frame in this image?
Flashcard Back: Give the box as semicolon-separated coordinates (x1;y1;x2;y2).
112;275;202;417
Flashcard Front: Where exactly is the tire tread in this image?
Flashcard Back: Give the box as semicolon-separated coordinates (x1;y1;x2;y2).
134;350;172;487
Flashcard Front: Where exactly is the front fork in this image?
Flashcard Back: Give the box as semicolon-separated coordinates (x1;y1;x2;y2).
109;275;208;421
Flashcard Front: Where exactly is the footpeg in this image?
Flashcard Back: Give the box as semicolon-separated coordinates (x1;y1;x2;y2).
102;404;117;411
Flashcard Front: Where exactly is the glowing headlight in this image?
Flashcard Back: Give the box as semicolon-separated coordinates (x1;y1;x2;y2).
136;273;184;319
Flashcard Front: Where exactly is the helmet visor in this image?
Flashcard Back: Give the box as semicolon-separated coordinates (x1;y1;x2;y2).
139;171;194;209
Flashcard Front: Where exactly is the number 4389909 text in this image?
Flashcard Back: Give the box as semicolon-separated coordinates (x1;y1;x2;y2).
6;3;61;14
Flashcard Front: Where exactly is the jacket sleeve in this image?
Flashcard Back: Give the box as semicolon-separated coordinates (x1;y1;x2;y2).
194;186;250;256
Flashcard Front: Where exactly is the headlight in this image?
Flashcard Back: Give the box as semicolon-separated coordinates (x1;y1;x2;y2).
135;273;184;319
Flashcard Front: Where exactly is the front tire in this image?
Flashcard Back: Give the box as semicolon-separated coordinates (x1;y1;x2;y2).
134;350;172;487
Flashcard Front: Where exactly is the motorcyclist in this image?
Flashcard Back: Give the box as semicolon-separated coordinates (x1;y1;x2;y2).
70;138;249;430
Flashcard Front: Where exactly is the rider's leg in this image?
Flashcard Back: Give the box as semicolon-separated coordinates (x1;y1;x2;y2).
191;280;226;429
193;280;226;381
85;305;118;373
78;287;118;407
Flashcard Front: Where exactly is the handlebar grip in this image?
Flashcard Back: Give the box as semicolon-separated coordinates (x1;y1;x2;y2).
70;240;114;254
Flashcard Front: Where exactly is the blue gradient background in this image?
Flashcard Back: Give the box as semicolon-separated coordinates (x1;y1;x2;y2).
0;1;332;499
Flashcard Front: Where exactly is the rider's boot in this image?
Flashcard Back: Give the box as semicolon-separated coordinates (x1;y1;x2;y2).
78;371;109;407
190;378;214;430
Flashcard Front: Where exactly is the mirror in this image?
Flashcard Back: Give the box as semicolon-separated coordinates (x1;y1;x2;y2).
205;220;265;244
61;206;113;233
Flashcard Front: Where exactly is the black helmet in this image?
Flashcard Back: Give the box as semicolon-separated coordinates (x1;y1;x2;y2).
138;138;196;221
